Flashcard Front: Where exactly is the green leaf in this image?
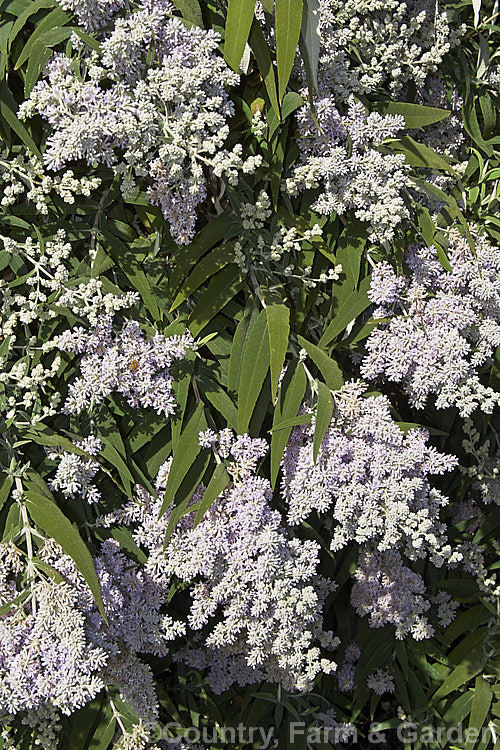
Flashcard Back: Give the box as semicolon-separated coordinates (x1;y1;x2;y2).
319;275;371;347
203;388;238;430
276;0;303;100
466;677;493;750
91;246;115;278
110;527;147;565
171;351;195;449
70;27;101;52
270;359;306;486
0;589;30;616
299;0;320;93
25;491;107;621
15;6;69;69
432;649;483;702
125;265;160;321
87;703;116;750
188;266;243;338
264;296;290;402
163;451;210;542
388;135;458;175
27;423;90;457
237;308;270;434
297;335;343;391
9;0;54;45
269;414;311;431
170;244;234;311
416;204;436;247
168;211;235;299
249;19;280;117
171;0;203;26
462;88;494;156
0;80;41;157
375;101;450;129
334;221;366;295
99;441;133;498
313;380;334;462
0;474;13;514
224;0;256;71
443;691;474;726
412;177;476;251
193;463;231;527
228;302;260;395
280;91;304;120
160;402;207;516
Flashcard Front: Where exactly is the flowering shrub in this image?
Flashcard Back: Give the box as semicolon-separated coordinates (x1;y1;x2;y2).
0;0;499;748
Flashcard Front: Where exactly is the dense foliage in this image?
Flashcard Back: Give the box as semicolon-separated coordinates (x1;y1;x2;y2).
0;0;499;748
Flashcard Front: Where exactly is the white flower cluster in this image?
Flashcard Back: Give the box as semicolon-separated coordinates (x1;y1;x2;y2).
315;0;462;99
362;229;500;416
58;0;126;31
286;98;409;243
233;190;342;288
100;434;339;695
0;148;100;214
0;230;137;424
352;550;458;640
47;435;103;504
366;669;395;695
281;381;460;566
20;7;261;244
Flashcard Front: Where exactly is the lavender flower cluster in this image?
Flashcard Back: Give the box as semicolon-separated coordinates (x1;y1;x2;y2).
281;381;459;565
352;551;459;640
0;535;184;744
58;318;194;416
58;0;125;31
315;0;462;99
20;4;261;244
362;230;500;416
100;431;339;694
285;98;409;242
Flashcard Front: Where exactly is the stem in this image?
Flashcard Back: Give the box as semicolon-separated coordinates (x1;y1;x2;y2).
15;476;37;615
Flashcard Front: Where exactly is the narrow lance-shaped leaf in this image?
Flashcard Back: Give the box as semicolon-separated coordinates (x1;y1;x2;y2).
313;380;334;463
193;462;231;527
319;275;372;347
237;308;270;434
465;677;493;750
0;80;41;157
270;359;307;486
432;648;483;702
248;19;281;117
228;302;260;395
188;265;243;337
388;135;458;176
224;0;257;72
270;414;312;431
297;334;344;391
276;0;303;101
160;402;207;516
280;91;304;120
299;0;320;94
374;101;450;129
170;244;235;311
264;293;290;402
25;491;107;622
163;451;210;542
